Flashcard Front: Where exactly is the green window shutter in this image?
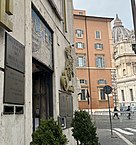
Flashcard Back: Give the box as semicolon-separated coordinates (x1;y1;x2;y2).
102;57;105;67
83;56;86;66
77;57;79;66
94;43;96;48
82;43;85;48
76;42;78;48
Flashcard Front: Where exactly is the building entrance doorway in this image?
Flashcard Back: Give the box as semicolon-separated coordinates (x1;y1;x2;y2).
32;58;53;131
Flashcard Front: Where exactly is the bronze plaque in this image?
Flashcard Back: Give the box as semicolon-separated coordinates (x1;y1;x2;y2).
4;67;24;104
5;33;25;73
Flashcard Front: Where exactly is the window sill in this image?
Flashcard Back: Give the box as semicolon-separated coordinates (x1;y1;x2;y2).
77;48;84;49
95;38;101;40
76;66;86;68
99;100;108;102
95;48;103;50
76;37;83;39
96;67;106;69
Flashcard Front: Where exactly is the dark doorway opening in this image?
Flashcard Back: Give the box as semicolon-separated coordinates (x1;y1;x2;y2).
32;58;53;131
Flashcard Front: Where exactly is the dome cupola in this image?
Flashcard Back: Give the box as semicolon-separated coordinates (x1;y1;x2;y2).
112;14;130;43
113;14;123;27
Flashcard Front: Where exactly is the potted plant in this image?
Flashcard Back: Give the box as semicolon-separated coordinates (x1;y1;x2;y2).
30;118;68;145
71;110;99;145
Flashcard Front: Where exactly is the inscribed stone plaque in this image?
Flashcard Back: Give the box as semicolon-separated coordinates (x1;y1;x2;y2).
67;96;73;117
5;33;25;73
66;117;73;128
59;93;67;116
4;67;24;104
59;92;73;117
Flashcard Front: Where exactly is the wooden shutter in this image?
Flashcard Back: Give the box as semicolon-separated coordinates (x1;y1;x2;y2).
76;57;79;66
95;43;97;49
83;56;86;66
102;57;105;67
82;43;85;48
76;42;78;48
101;44;103;48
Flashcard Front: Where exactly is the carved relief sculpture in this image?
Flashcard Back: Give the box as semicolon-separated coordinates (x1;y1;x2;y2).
60;46;74;93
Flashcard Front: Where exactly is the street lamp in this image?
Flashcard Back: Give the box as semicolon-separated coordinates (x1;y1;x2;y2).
131;0;136;53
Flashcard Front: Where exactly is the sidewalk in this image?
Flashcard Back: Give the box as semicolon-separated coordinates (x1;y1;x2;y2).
97;129;131;145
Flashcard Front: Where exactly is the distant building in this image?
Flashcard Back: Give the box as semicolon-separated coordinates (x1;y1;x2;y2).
74;10;114;113
112;14;136;109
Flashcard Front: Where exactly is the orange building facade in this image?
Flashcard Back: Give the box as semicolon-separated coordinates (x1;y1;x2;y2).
74;10;114;113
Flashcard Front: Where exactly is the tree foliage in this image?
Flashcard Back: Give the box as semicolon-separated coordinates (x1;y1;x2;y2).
71;110;99;145
30;118;68;145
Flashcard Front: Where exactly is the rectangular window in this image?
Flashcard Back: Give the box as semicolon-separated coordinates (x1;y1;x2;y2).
130;89;134;101
76;42;84;48
95;31;101;39
99;88;106;100
98;79;106;84
121;90;125;101
80;89;86;100
133;64;136;74
77;56;86;67
123;69;126;76
76;29;84;38
80;79;87;84
95;43;103;49
96;56;105;68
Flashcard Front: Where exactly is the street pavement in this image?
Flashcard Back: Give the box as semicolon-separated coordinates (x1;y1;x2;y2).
92;113;136;145
97;129;129;145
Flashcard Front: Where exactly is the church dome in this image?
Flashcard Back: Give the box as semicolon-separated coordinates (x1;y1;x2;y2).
112;14;131;43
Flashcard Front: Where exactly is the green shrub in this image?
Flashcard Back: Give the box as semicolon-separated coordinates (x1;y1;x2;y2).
30;118;68;145
71;110;99;145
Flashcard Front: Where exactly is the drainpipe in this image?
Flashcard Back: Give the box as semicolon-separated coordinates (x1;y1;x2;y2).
85;16;93;115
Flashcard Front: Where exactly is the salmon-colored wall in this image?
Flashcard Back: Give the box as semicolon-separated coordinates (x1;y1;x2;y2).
74;10;114;110
79;97;113;110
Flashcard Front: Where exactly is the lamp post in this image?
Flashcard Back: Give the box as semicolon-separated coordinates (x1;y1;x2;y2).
131;0;136;53
131;0;136;38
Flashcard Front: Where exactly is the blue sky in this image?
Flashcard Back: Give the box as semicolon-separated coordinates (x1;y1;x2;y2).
73;0;133;30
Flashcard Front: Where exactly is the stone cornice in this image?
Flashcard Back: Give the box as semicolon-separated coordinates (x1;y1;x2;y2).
47;0;63;21
117;77;136;84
